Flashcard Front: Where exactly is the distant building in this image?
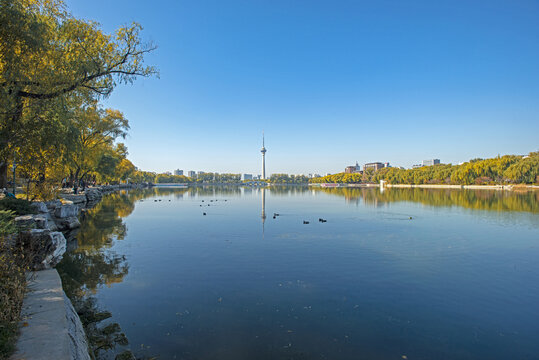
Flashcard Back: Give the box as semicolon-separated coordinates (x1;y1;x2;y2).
174;169;183;176
345;161;361;174
364;162;385;172
164;171;172;175
422;159;440;166
197;171;205;176
384;162;390;168
412;164;422;169
187;171;196;178
242;174;253;181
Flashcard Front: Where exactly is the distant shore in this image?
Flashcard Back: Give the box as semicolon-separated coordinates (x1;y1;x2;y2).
308;183;539;191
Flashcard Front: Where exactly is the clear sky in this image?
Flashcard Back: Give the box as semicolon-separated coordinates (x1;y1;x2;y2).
65;0;539;175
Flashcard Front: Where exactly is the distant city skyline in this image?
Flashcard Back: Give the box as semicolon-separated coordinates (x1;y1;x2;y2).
65;0;539;174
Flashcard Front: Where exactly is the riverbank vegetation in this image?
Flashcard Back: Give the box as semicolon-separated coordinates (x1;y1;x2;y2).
269;173;309;184
0;209;32;359
311;152;539;185
155;173;243;184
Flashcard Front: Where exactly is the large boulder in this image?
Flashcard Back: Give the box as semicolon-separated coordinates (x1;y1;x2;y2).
18;230;67;270
14;215;36;230
45;200;62;212
84;188;102;202
58;217;81;231
33;216;48;230
14;214;58;231
60;194;87;204
39;211;58;231
55;203;79;218
31;201;48;214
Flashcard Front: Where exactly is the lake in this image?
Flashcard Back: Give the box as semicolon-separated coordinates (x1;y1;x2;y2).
57;186;539;360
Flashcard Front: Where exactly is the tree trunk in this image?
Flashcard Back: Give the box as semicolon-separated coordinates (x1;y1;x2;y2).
0;94;24;189
0;162;7;189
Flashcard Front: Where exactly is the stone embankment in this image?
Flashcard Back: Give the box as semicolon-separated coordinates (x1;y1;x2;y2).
10;183;149;360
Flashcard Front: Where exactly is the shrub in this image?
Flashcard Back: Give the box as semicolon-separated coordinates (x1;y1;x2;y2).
22;180;60;202
0;211;16;237
0;211;27;359
0;198;36;216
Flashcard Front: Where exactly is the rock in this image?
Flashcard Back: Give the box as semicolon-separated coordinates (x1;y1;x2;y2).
66;236;79;251
64;293;92;360
41;211;58;231
84;188;102;202
45;200;62;211
59;217;81;231
60;194;87;204
14;215;36;230
31;201;49;213
34;216;48;229
18;230;67;270
55;204;78;218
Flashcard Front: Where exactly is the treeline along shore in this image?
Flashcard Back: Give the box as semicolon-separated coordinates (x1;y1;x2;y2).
310;152;539;186
154;152;538;187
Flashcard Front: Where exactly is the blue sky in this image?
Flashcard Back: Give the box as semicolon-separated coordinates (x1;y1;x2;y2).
65;0;539;175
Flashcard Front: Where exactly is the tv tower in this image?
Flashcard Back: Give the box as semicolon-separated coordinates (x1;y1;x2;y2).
261;132;267;180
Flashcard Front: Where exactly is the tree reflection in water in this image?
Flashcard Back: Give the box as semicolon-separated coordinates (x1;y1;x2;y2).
57;191;138;360
315;187;539;214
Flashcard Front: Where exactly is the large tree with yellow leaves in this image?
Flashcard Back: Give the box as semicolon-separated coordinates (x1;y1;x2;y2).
0;0;156;187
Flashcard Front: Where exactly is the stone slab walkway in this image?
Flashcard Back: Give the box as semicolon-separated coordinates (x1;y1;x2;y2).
10;270;90;360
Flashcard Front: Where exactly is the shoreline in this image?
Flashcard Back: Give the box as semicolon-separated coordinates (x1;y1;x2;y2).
308;183;539;191
10;183;150;360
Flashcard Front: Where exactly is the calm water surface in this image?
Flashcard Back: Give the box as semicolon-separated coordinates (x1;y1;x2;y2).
58;187;539;360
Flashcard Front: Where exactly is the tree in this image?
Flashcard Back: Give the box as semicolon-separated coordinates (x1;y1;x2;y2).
0;0;157;187
64;100;129;185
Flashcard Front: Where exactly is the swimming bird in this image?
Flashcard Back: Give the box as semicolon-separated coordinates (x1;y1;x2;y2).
303;221;310;224
274;213;280;217
203;212;207;216
319;218;327;223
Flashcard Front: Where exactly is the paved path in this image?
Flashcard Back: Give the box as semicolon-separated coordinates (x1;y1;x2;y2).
11;270;90;360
